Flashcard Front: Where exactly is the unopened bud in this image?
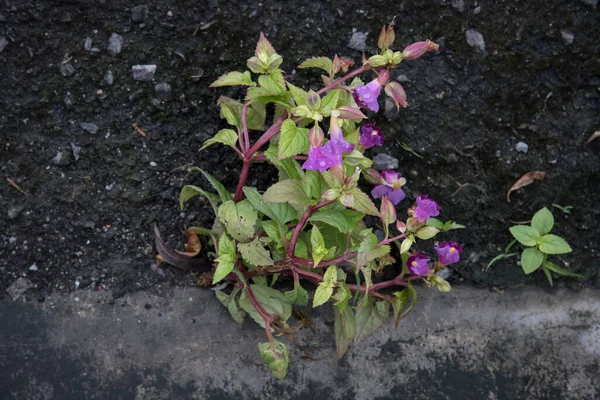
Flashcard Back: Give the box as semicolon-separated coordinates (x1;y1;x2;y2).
396;220;407;233
384;82;408;110
377;25;396;51
308;124;324;148
333;55;354;74
380;196;397;226
322;188;340;201
337;106;367;120
340;193;355;208
307;90;321;109
363;168;384;185
402;40;439;60
377;69;391;86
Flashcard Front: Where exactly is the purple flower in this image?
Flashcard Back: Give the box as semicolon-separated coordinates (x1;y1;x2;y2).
371;170;406;205
359;123;384;149
407;252;430;276
353;79;382;112
302;145;339;172
414;195;440;221
323;113;354;156
435;241;463;266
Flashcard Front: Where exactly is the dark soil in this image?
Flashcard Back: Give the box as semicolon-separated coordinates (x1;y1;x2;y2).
1;0;599;300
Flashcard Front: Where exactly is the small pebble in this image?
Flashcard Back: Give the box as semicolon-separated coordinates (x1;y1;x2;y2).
348;31;368;51
372;154;399;170
29;264;38;271
80;122;99;134
452;0;465;12
466;29;486;52
132;64;157;81
107;33;123;56
516;141;529;153
103;70;114;86
167;10;173;17
9;237;17;245
131;5;148;22
60;63;76;77
149;161;157;167
84;37;92;51
560;30;575;45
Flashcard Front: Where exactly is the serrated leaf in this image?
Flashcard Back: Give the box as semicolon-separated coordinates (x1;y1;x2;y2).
390;289;409;321
286;82;308;107
189;167;233;202
261;220;285;249
392;284;417;327
246;72;286;101
309;207;364;233
284;280;309;306
180;185;221;215
239;284;292;327
262;179;314;206
217;200;258;243
323;264;338;284
238;238;274;266
538;234;572;254
303;170;327;200
298;56;333;73
399;237;414;254
521;247;544;274
509;225;540;247
213;234;236;284
215;290;246;324
426;218;445;229
334;304;355;360
347;188;379;216
313;284;334;308
258;340;289;380
247;102;266;131
217;96;242;129
310;225;328;266
531;207;554;235
443;221;466;231
210;71;255;87
353;298;390;343
277;119;309;160
542;260;582;278
243;187;297;225
319;89;340;116
332;283;352;312
200;129;238;151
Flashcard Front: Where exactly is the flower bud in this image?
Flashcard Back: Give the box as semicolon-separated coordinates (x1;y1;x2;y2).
340;193;355;208
322;188;340;201
377;25;396;51
377;69;391;86
402;40;439;60
337;106;367;120
384;82;408;110
333;55;354;74
380;196;397;226
307;90;321;109
308;124;324;148
396;220;407;233
362;168;385;185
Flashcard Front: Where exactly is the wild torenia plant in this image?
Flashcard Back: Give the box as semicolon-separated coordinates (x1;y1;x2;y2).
163;26;462;379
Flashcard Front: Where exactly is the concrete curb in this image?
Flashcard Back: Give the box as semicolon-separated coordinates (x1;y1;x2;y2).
1;285;598;399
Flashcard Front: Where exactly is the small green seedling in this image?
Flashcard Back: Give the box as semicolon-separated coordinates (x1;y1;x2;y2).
509;207;581;285
552;204;573;215
485;239;518;271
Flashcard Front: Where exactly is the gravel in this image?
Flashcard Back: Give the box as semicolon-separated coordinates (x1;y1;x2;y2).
466;29;486;52
154;82;172;101
107;33;123;56
80;122;99;134
561;30;575;45
452;0;465;12
6;278;34;301
0;36;7;53
102;70;114;86
84;37;92;51
516;142;529;153
52;150;74;166
132;64;157;81
131;5;148;22
372;154;399;170
348;31;368;51
59;63;75;77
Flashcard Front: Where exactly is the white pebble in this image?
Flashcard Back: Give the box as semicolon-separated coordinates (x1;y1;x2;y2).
149;161;157;167
29;264;38;271
516;141;529;153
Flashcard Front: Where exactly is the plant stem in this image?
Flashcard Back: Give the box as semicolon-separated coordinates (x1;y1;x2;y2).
245;285;275;343
241;101;251;153
234;160;250;202
287;200;335;257
316;66;367;95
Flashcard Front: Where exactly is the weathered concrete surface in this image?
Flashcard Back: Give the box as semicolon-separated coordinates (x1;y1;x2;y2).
1;286;598;399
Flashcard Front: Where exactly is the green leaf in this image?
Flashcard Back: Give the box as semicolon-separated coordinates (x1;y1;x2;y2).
334;304;356;360
258;340;289;380
189;167;233;202
262;179;314;206
426;217;445;229
238;238;274;266
286;82;308;107
521;247;544;274
319;89;340;116
210;71;255;87
213;234;236;284
353;298;390;343
542;260;582;278
415;226;440;240
541;265;554;286
313;284;334;308
531;207;554;235
277;119;309;160
309;207;364;233
431;275;451;292
538;234;572;254
298;56;333;73
261;220;285;249
246;73;286;101
243;187;297;225
284;280;309;306
247;102;267;131
310;225;328;266
399;237;414;254
303;170;327;200
215;290;246;324
217;96;242;129
323;264;338;284
332;283;352;312
217;200;258;243
346;188;379;216
199;129;238;151
442;220;466;231
390;289;409;321
509;225;540;247
180;185;221;214
239;285;292;327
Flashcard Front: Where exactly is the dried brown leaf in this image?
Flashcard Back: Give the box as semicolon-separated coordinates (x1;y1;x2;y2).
506;171;546;202
587;131;600;144
176;228;202;257
154;224;205;270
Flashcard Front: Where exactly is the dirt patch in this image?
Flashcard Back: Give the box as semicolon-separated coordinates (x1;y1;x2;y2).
1;0;599;299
